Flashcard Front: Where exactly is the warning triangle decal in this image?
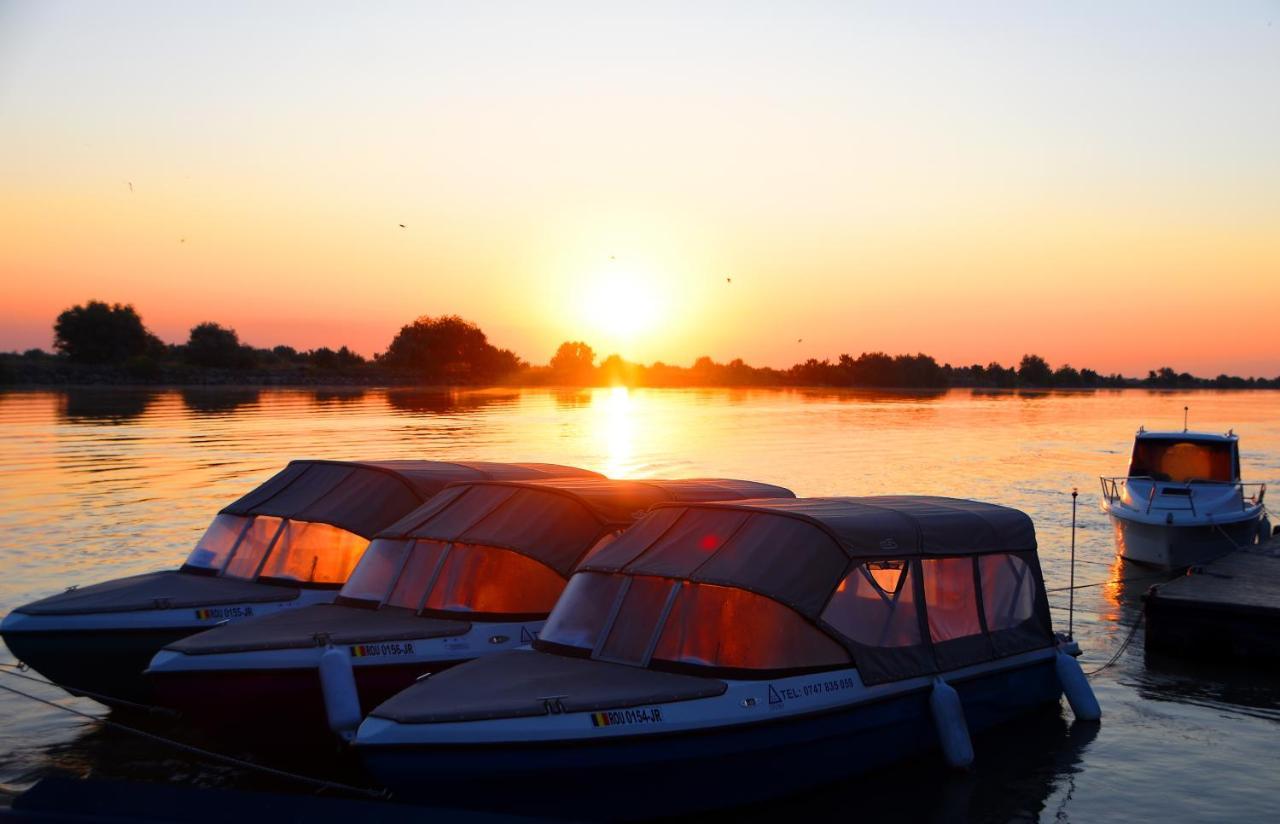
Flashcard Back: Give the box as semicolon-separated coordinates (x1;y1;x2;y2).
768;685;783;705
520;626;538;643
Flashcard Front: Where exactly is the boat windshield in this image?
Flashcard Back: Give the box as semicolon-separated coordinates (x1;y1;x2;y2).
1129;439;1236;483
339;538;565;615
183;513;369;585
541;572;851;671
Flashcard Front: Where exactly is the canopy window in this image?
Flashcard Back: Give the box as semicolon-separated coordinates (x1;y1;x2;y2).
184;513;369;586
820;561;933;684
541;572;850;673
338;538;565;616
1128;438;1237;483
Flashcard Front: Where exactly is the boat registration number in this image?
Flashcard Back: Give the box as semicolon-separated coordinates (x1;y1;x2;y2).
194;606;255;621
590;707;664;728
350;642;416;658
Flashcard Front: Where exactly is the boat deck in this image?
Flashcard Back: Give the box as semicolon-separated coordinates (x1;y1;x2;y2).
1143;537;1280;661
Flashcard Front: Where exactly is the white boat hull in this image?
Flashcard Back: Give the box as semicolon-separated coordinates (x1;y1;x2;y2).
1110;513;1260;570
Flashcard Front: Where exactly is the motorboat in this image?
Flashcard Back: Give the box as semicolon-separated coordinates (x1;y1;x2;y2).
145;477;793;732
1100;428;1268;569
354;496;1097;817
0;460;599;703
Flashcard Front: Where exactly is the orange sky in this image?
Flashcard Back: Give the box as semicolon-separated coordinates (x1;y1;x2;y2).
2;3;1278;376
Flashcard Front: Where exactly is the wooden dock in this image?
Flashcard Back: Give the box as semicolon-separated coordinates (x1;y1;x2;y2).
1144;538;1280;661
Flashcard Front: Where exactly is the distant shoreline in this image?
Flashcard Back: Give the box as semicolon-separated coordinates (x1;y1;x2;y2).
3;381;1277;393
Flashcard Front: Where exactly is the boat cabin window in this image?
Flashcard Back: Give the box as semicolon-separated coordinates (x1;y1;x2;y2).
920;557;983;643
821;561;923;648
340;538;564;615
1129;439;1236;483
652;581;850;670
421;543;565;614
222;515;285;579
542;572;851;672
186;514;251;572
256;519;369;585
980;553;1037;631
183;513;369;585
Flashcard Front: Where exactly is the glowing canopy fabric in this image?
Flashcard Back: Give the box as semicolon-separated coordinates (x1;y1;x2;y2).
376;478;796;578
219;460;603;539
572;496;1053;683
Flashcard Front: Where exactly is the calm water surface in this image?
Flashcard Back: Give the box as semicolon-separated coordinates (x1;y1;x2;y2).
1;387;1278;821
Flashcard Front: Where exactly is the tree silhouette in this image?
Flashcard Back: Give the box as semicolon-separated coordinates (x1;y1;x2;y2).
382;315;520;383
53;301;159;364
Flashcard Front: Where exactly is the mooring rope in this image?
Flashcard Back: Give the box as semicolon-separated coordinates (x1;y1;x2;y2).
0;677;388;800
1044;570;1168;593
1083;610;1144;677
0;663;176;717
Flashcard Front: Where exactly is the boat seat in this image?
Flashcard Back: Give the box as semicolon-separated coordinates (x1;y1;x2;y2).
164;604;470;654
371;649;727;724
14;571;300;615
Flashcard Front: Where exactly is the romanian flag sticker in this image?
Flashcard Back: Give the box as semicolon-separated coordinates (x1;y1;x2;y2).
350;644;369;657
195;609;213;620
590;712;611;728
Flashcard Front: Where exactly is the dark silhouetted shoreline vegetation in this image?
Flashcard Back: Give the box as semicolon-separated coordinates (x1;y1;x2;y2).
2;300;1277;390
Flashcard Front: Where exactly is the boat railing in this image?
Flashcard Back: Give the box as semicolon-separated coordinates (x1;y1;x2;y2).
1099;477;1266;515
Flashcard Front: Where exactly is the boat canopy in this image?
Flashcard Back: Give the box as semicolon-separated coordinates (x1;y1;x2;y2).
182;460;601;587
338;478;794;617
1128;432;1239;483
543;496;1052;684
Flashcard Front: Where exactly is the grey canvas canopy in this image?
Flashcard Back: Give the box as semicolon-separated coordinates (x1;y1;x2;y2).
560;496;1053;684
378;478;795;578
220;460;604;539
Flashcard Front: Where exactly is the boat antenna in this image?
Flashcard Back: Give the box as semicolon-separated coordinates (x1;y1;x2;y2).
1069;488;1078;640
1183;406;1189;432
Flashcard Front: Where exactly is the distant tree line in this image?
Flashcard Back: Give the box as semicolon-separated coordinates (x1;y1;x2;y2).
2;299;1277;389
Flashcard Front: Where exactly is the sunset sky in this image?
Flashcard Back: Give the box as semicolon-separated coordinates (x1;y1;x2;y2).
1;2;1278;376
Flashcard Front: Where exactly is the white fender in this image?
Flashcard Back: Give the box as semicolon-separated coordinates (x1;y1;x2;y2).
1056;648;1101;722
929;677;974;769
319;645;362;741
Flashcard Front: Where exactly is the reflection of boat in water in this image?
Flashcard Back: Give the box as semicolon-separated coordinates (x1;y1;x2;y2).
1100;428;1268;570
144;478;792;734
355;496;1098;818
0;461;598;704
5;775;528;824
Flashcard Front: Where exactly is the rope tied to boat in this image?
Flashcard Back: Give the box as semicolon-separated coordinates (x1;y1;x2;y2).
0;673;389;801
0;663;177;717
1082;610;1144;677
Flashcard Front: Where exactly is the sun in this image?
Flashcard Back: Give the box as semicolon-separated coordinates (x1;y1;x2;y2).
580;268;662;344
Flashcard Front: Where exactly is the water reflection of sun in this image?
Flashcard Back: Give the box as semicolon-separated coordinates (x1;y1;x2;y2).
596;386;636;478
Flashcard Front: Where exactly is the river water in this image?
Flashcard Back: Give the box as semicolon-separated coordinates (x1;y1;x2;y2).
0;386;1277;821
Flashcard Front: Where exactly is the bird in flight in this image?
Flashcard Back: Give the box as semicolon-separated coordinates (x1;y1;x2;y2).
726;277;732;284
127;181;133;193
399;224;406;228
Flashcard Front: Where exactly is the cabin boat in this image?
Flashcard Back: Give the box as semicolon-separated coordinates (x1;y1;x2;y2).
0;460;599;703
354;496;1092;817
1100;429;1268;570
145;478;793;732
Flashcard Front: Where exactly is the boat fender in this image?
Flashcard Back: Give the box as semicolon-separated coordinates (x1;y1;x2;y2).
929;677;974;769
319;645;361;742
1056;648;1101;722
